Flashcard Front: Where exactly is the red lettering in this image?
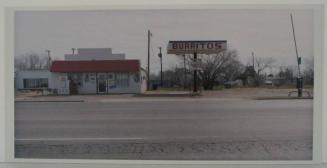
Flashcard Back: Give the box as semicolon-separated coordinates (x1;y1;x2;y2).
190;43;196;49
172;43;178;49
178;43;184;49
207;42;214;49
200;43;205;49
185;43;190;50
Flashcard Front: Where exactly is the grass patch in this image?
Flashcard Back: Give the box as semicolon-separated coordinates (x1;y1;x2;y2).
213;85;225;90
156;87;189;92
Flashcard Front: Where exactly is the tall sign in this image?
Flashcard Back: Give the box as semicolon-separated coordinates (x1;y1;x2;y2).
167;40;227;54
167;40;227;93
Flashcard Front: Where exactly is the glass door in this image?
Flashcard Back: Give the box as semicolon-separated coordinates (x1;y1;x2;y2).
97;73;107;93
107;73;116;90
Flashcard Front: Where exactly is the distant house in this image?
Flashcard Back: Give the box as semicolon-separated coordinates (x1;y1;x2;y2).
15;48;147;95
265;74;274;86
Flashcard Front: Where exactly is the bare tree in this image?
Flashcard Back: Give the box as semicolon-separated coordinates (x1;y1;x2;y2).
254;57;275;86
191;49;243;90
15;53;50;70
276;65;295;86
303;57;314;85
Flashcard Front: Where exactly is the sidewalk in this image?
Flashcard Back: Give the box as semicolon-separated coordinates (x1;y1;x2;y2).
137;91;201;97
15;88;314;102
15;94;135;102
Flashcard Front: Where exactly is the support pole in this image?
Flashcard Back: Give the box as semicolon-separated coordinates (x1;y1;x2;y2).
183;54;187;89
252;52;255;70
147;30;151;90
193;52;198;92
290;14;302;97
158;47;163;87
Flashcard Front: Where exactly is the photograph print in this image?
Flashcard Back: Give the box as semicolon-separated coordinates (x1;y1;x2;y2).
14;9;314;160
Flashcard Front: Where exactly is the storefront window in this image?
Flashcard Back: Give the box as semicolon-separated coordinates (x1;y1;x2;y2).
84;73;89;83
134;73;140;83
115;73;129;88
23;78;48;88
68;73;83;86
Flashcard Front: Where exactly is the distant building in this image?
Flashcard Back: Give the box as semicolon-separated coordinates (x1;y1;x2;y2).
15;48;147;95
64;48;125;61
239;66;256;86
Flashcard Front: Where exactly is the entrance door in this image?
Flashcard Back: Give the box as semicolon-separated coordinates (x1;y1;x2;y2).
69;80;79;95
97;73;107;93
98;80;107;93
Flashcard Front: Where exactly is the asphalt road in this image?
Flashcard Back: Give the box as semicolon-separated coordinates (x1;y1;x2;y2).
14;97;313;159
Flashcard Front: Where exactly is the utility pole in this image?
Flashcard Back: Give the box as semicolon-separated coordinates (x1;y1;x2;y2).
158;47;163;87
252;52;255;70
147;30;151;90
290;13;302;97
45;50;51;69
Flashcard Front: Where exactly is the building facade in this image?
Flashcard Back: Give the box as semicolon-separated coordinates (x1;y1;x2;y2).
15;48;147;95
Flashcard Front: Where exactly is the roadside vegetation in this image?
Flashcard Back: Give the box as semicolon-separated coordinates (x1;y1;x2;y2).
150;49;314;92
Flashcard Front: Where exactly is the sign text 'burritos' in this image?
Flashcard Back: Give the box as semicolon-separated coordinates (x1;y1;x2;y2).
167;40;227;54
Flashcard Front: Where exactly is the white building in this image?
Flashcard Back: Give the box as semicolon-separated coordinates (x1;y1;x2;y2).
15;48;147;95
64;48;125;61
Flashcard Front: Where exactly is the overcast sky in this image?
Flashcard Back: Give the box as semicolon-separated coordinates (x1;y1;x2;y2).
15;9;313;73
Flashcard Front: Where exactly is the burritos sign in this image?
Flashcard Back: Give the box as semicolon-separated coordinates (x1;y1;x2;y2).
167;40;227;54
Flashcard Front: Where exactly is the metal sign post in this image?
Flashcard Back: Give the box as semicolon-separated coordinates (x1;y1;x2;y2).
193;52;198;92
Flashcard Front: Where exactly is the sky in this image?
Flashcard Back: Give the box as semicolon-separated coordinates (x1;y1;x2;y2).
15;9;313;74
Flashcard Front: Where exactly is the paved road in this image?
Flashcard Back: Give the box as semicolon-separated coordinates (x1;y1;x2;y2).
14;97;313;159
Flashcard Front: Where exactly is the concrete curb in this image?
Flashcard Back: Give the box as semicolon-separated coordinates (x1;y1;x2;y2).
255;97;313;100
15;100;85;103
135;93;201;97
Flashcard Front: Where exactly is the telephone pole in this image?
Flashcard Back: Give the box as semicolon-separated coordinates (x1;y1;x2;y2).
45;50;51;69
147;30;151;90
158;47;163;87
290;14;301;77
252;52;255;70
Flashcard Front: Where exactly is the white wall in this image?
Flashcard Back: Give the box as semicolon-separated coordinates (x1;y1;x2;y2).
75;71;145;94
15;70;52;89
64;48;125;61
106;72;140;94
140;70;147;93
78;73;97;94
16;70;145;94
50;73;70;95
15;71;70;94
78;48;112;56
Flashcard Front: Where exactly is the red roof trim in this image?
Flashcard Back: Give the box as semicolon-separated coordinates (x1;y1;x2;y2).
50;60;140;73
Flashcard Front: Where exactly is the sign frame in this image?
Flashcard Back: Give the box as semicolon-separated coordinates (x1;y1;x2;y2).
167;40;227;54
